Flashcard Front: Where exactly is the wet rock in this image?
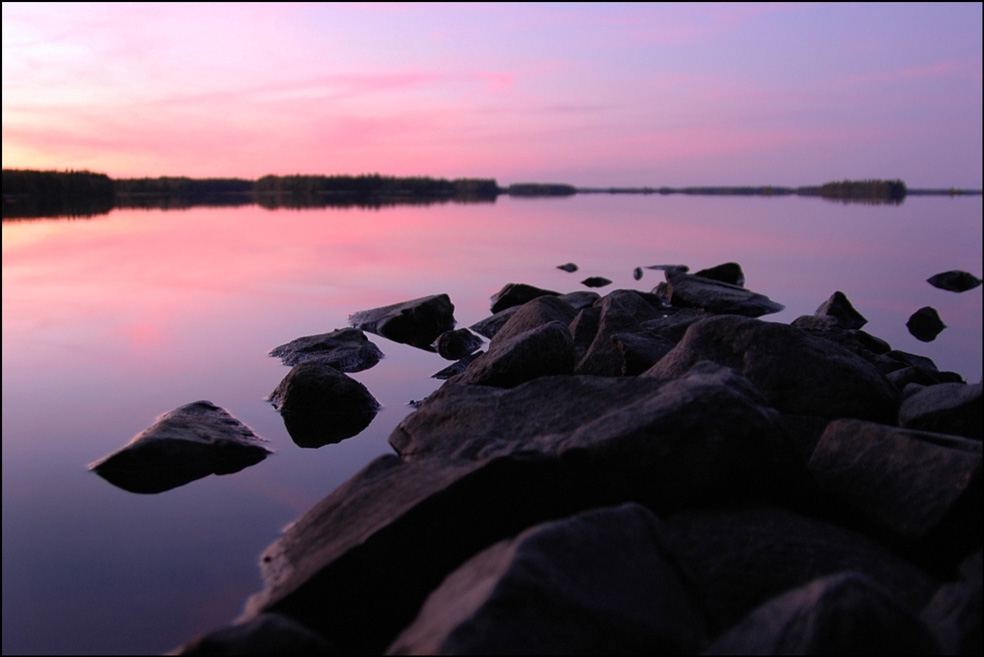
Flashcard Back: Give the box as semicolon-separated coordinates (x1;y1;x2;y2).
703;572;940;655
907;306;947;342
662;269;784;317
269;327;383;371
268;361;379;448
349;294;456;350
898;382;983;441
694;261;745;286
489;283;560;314
581;276;612;288
927;270;983;293
89;401;271;494
813;290;868;329
645;315;899;422
386;504;706;656
556;262;578;273
434;328;483;361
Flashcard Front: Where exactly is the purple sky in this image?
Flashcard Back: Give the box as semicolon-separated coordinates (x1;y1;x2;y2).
2;2;981;187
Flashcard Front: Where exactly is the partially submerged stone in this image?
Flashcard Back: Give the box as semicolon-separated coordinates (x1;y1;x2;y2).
268;361;380;448
581;276;612;288
907;306;947;342
927;270;982;293
662;269;784;317
489;283;560;314
269;327;383;371
556;262;578;273
89;401;271;494
349;294;456;350
434;328;483;361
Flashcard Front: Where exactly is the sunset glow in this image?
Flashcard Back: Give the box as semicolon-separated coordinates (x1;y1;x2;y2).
2;2;981;188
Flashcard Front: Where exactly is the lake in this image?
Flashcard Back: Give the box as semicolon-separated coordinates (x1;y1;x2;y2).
2;193;981;655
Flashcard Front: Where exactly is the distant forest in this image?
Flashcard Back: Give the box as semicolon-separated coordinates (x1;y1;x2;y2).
2;168;979;219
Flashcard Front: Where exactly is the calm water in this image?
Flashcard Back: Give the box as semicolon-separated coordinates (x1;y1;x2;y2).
2;195;981;655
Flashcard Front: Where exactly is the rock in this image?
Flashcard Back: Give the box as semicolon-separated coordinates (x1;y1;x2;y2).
646;264;689;272
489;295;578;345
386;504;706;655
268;361;379;448
921;550;982;656
434;328;483;361
581;276;612;288
471;292;598;339
349;294;456;350
640;307;712;343
431;351;483;380
899;382;983;440
556;290;601;310
808;419;982;545
813;290;868;329
557;262;578;272
927;270;983;293
907;306;947;342
694;261;745;286
574;289;665;376
269;327;383;371
489;283;560;314
633;266;643;280
174;612;332;655
612;331;676;375
447;321;575;388
703;572;940;655
89;401;272;494
645;315;900;423
662;269;784;317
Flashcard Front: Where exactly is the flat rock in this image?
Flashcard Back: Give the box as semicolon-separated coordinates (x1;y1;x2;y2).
907;306;947;342
268;361;380;448
927;270;982;293
349;294;456;350
662;269;784;317
89;400;272;494
581;276;612;288
269;327;383;371
386;504;706;655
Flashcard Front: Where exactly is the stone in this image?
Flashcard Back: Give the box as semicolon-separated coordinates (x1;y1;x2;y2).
431;351;483;380
268;361;380;448
386;504;706;655
174;612;332;655
489;283;560;314
927;270;982;293
434;328;483;361
813;290;868;329
574;289;665;376
694;261;745;286
921;550;982;656
662;269;784;317
269;327;383;371
581;276;612;288
703;572;940;655
89;400;272;494
907;306;947;342
557;262;578;272
447;321;575;388
899;382;982;440
489;295;577;345
349;294;456;350
633;266;643;280
645;315;899;423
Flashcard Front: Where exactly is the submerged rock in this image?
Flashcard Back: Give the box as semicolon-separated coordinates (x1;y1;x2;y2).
907;306;947;342
89;401;271;494
927;270;982;293
349;294;456;350
269;327;383;371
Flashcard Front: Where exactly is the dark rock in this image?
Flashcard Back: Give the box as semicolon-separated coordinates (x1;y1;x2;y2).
645;315;900;423
661;505;939;636
434;328;483;361
813;290;868;329
489;283;560;314
888;366;965;390
640;307;712;343
468;306;519;339
808;419;982;542
694;261;745;286
447;321;575;388
174;612;332;655
556;290;601;310
662;269;784;317
489;295;578;345
646;264;689;272
907;306;947;342
633;266;643;280
581;276;612;288
899;382;983;440
349;294;456;350
703;572;940;655
557;262;578;273
89;401;272;494
386;504;706;655
927;270;983;293
269;327;383;371
612;332;676;375
921;550;982;656
268;361;379;448
574;289;666;376
431;351;483;380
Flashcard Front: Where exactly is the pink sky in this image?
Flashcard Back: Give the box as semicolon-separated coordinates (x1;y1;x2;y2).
2;2;981;187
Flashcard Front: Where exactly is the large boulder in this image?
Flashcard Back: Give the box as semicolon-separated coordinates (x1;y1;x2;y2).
574;289;666;376
661;269;784;317
645;315;900;422
349;294;456;350
447;321;575;388
89;400;272;494
386;504;707;655
269;327;383;370
268;361;380;448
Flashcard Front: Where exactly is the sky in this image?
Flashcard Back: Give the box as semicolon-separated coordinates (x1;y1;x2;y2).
2;2;981;188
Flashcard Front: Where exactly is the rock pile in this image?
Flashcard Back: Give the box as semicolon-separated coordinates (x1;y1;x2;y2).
176;264;981;655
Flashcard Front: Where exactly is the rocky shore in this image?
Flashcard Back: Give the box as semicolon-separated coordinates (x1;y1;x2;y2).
173;262;980;655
